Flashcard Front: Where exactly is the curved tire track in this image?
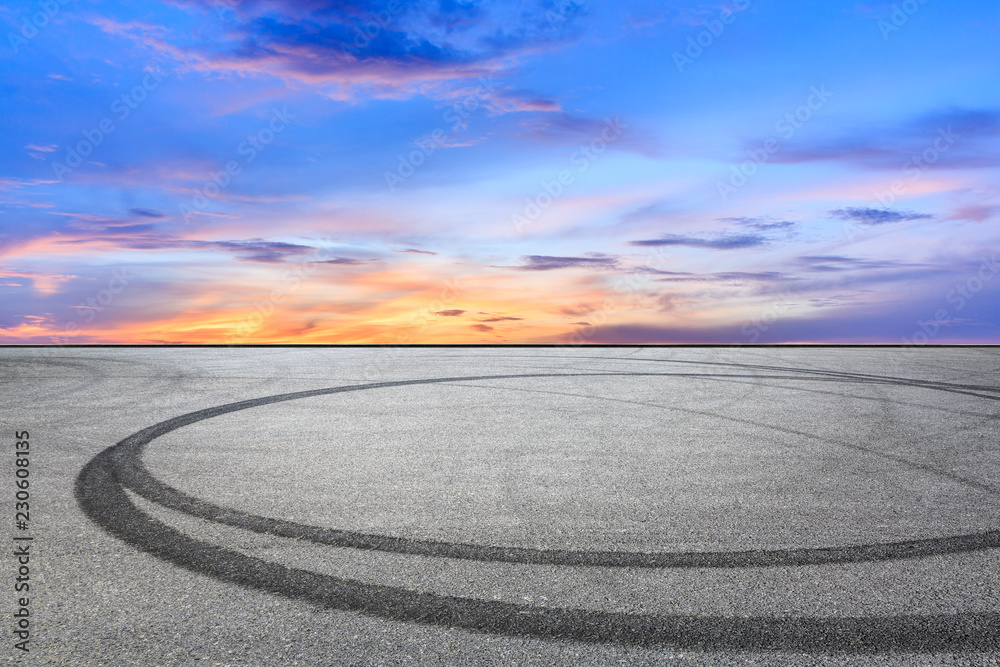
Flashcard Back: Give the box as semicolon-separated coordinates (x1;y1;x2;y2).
76;367;1000;651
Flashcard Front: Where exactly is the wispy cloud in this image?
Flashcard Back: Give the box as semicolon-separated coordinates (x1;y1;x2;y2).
947;204;1000;222
129;208;166;218
795;255;921;272
652;270;788;283
51;232;322;264
720;217;797;231
512;254;619;271
771;108;1000;168
313;257;377;265
487;89;562;114
829;207;933;225
629;233;768;249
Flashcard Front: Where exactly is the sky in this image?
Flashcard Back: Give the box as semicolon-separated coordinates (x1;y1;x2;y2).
1;0;998;344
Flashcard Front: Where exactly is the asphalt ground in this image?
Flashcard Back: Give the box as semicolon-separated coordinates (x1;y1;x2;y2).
2;346;999;665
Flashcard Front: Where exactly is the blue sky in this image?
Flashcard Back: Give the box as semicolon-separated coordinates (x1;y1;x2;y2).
1;0;998;343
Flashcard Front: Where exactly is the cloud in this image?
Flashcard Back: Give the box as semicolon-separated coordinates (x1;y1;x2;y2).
558;304;592;316
947;204;1000;223
513;253;618;271
313;257;375;265
479;315;523;322
129;0;588;101
758;267;947;295
629;233;768;249
566;282;1000;344
652;271;787;284
62;214;160;234
394;248;438;255
434;309;465;316
795;255;919;272
720;216;797;231
829;207;933;226
129;208;166;218
182;239;318;263
570;320;591;326
56;232;321;263
487;89;562;113
769;108;1000;169
516;113;616;140
623;8;669;31
618;202;671;226
470;323;493;332
0;268;77;295
656;294;678;311
514;113;659;156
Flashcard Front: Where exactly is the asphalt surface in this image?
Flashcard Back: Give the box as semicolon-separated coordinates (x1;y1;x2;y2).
2;346;1000;665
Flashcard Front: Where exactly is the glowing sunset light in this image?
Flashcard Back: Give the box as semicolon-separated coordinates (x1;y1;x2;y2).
1;0;997;344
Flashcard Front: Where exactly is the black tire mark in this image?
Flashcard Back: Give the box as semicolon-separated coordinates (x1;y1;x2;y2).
76;367;1000;651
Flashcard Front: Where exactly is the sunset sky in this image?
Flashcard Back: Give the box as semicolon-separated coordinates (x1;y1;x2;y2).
1;0;998;344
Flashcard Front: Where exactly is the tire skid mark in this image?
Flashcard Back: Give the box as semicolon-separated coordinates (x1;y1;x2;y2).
76;365;1000;651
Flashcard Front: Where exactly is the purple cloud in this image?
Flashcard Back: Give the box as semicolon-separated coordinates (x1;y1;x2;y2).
56;233;320;264
653;271;787;283
312;257;376;265
720;217;796;231
629;233;768;249
144;0;588;100
768;108;1000;169
564;283;1000;344
514;254;618;271
830;208;933;226
129;208;166;218
796;255;914;272
194;239;317;263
